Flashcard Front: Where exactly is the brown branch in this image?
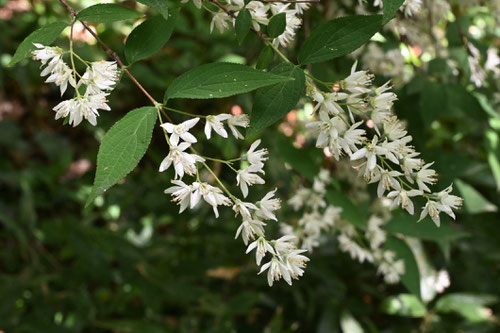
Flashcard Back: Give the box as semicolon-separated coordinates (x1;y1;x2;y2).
58;0;173;122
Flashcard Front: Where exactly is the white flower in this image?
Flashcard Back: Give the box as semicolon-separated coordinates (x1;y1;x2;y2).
246;139;268;166
80;61;118;94
322;205;342;228
306;111;347;152
259;258;292;286
164;180;193;213
340;61;373;94
53;92;110;127
415;162;437;192
338;234;374;263
255;189;281;221
247;237;276;265
274;235;296;254
370;81;397;111
350;136;387;171
340;121;366;155
288;187;311;211
233;200;257;220
159;142;205;178
402;0;422;16
436;185;463;219
419;200;445;226
44;61;77;96
227;114;249;139
235;219;266;245
285;249;309;279
387;189;422;214
402;152;424;176
384;116;407;141
370;168;402;198
32;43;62;65
196;183;232;218
236;164;265;198
160;118;200;145
210;12;231;33
181;0;202;9
204;114;232;139
247;1;270;29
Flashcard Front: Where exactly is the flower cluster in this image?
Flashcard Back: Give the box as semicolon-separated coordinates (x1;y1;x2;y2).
32;44;118;127
183;0;309;47
282;169;406;284
305;62;463;227
160;112;309;286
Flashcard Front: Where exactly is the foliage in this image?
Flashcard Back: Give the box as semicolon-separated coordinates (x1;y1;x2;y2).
1;0;499;332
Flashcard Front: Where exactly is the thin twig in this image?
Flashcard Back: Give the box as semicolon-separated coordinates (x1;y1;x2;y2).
58;0;173;121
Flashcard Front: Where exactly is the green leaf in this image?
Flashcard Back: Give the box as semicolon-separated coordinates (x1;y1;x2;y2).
86;107;157;207
275;134;323;182
77;4;143;23
385;236;421;298
164;62;294;100
298;15;382;65
249;64;305;135
137;0;169;19
125;14;176;64
435;293;498;322
486;129;500;191
9;21;68;66
381;294;427;318
267;12;286;38
382;0;405;24
326;189;368;229
385;210;469;243
256;45;274;70
235;9;252;44
455;179;497;214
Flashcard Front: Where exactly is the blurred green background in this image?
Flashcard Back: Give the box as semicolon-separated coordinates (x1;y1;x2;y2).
1;0;500;332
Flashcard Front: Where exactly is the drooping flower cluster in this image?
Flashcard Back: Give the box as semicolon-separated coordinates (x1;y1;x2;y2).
32;44;118;126
305;62;462;226
282;169;406;284
183;0;309;47
160;112;309;286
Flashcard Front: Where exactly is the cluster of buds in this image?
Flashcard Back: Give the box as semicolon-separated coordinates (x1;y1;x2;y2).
282;169;406;284
161;111;310;286
305;62;463;226
32;44;118;127
183;0;309;47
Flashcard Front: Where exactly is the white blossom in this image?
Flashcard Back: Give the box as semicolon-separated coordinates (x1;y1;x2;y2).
227;114;249;139
350;136;387;171
259;258;292;286
53;92;110;127
387;189;422;214
246;139;268;166
164;180;193;213
235;219;266;245
415;162;437;192
236;164;265;198
205;114;232;139
160;118;200;146
247;237;275;265
233;200;257;220
255;189;281;221
193;183;232;218
159;142;205;178
80;61;118;94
